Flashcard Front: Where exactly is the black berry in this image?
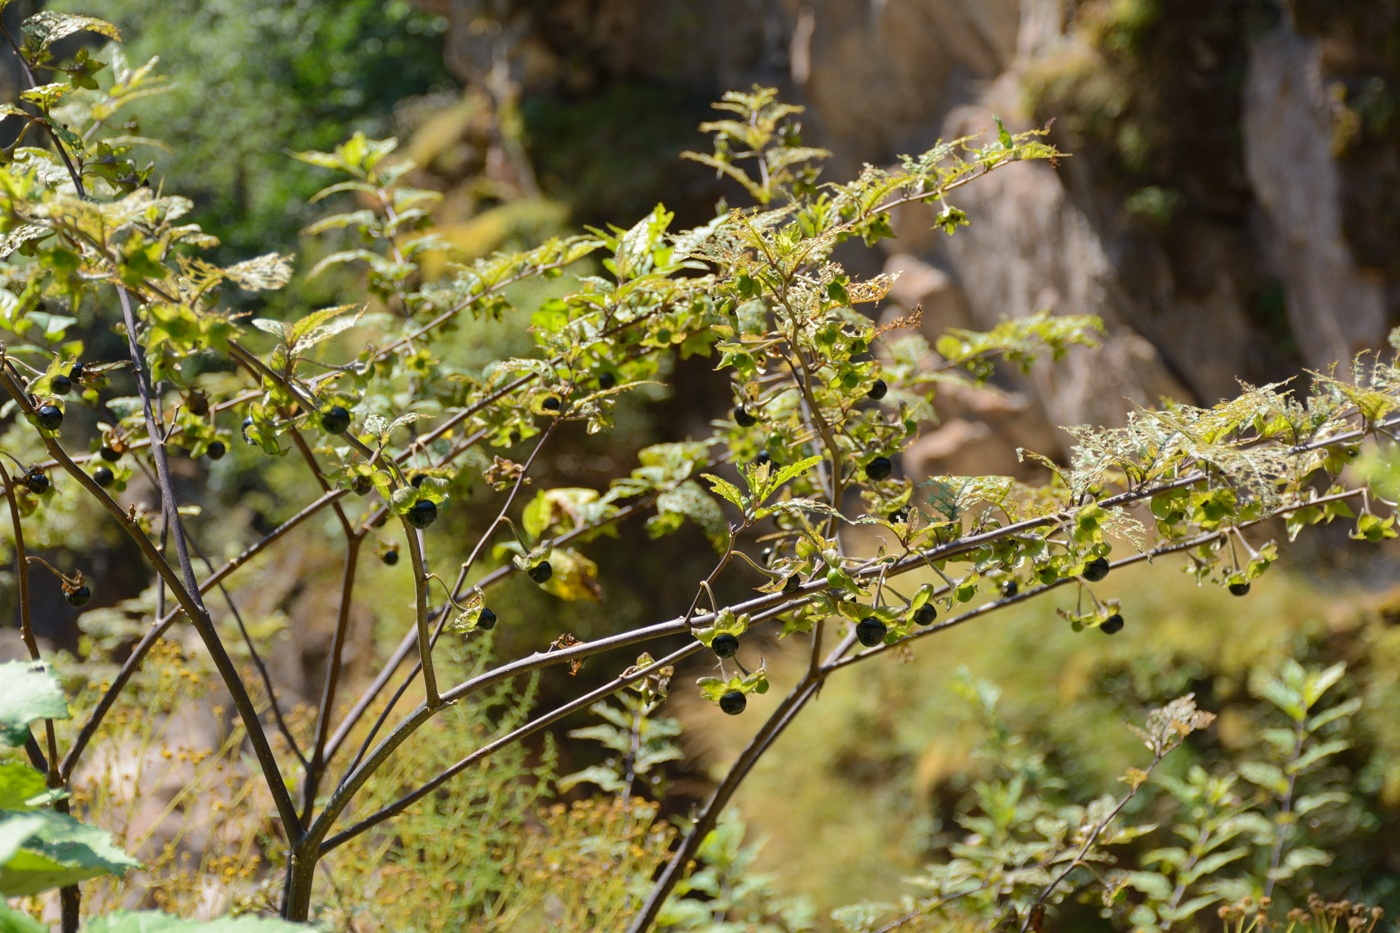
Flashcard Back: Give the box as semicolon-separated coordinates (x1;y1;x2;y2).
206;440;226;461
866;379;888;400
36;405;62;432
719;690;747;715
864;456;893;481
783;575;800;594
542;396;561;412
1100;613;1124;635
352;475;373;496
478;607;498;630
889;508;908;523
241;417;255;444
753;452;770;467
24;470;49;494
913;603;937;626
528;560;553;584
1082;557;1110;583
93;466;114;487
1228;581;1251;597
1000;580;1019;599
856;616;887;647
597;372;616;390
405;498;438;529
51;374;71;395
711;633;740;659
65;585;91;608
100;446;121;462
67;362;84;381
410;473;426;488
320;405;351;435
734;404;757;427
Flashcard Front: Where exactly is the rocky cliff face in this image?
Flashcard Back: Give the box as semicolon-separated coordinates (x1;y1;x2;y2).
428;0;1399;474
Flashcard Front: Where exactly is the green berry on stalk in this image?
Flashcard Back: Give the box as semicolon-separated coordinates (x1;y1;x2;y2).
478;607;498;630
93;466;114;487
864;456;893;481
36;405;62;432
825;567;845;590
711;633;740;659
866;379;888;400
856;616;887;647
51;374;71;395
206;440;226;461
1082;557;1110;582
1100;613;1124;635
913;603;937;626
320;405;351;435
65;585;91;608
719;690;747;715
1228;581;1251;597
528;561;553;584
100;446;121;462
405;499;438;529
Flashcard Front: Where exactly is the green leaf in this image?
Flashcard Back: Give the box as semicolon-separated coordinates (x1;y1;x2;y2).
0;662;68;747
0;903;45;933
223;253;293;291
0;810;139;896
0;763;48;810
22;11;120;51
701;473;747;512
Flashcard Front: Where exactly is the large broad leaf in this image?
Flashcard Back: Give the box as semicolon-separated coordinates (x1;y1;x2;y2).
0;903;45;933
86;912;312;932
0;762;49;809
0;810;139;897
0;661;69;746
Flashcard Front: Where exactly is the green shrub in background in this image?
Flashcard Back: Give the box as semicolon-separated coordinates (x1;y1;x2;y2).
1;10;1398;932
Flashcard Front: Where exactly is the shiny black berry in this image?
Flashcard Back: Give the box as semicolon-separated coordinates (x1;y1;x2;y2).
65;585;91;609
711;633;740;659
528;561;553;584
352;475;373;496
405;499;438;529
719;690;747;715
478;607;498;631
23;470;49;494
866;379;888;400
864;456;893;482
320;405;351;435
856;616;887;647
1100;613;1124;635
410;473;426;488
1228;581;1251;597
913;603;937;626
783;575;800;595
68;362;84;381
51;374;71;395
1082;557;1110;583
93;466;114;487
541;396;561;412
1000;580;1019;599
382;548;399;566
733;404;757;427
36;405;62;432
206;441;226;461
241;417;255;444
100;446;121;462
597;372;616;390
753;452;771;467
